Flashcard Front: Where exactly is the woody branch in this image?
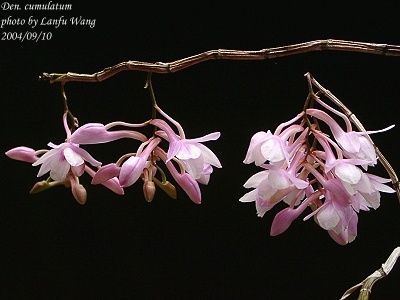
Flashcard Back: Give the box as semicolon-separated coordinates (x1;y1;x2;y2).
40;39;400;83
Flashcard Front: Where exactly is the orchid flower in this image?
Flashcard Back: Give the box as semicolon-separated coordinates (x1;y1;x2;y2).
31;113;102;182
312;132;370;186
243;113;306;167
5;113;136;202
239;164;309;217
306;108;394;166
150;106;221;183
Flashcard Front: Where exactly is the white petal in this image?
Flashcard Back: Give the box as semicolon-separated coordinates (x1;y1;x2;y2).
317;204;340;230
334;163;362;184
261;138;285;163
336;131;360;153
176;142;202;160
243;170;269;188
32;147;58;166
50;158;70;181
182;156;204;180
243;131;271;165
360;191;380;209
268;170;291;189
239;189;257;202
63;147;84;167
196;143;222;168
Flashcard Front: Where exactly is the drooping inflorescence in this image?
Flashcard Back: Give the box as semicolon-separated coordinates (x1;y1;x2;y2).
240;73;396;244
6;75;222;204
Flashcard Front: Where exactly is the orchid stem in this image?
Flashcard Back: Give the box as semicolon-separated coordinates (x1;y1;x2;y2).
145;72;157;120
61;83;78;129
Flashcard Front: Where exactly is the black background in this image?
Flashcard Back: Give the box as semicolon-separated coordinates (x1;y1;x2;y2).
1;2;400;299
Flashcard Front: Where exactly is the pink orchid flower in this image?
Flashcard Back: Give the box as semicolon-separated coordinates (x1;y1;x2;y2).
306;108;394;165
243;113;306;166
240;145;309;217
31;114;102;181
312;133;370;186
150;106;221;182
239;167;309;218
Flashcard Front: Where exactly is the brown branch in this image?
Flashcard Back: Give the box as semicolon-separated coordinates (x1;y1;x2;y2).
39;39;400;83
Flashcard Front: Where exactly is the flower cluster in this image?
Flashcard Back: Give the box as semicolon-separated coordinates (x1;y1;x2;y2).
240;95;395;244
6;105;221;205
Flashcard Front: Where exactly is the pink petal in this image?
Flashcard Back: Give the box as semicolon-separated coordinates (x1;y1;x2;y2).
33;147;59;167
260;137;286;163
268;170;291;189
270;191;314;235
85;166;124;195
101;177;125;195
182;156;205;180
71;145;101;167
71;164;85;177
188;132;221;143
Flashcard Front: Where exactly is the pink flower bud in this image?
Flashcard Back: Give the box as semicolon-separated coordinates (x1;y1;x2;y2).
6;146;39;163
101;177;125;195
85;165;124;195
91;163;121;185
166;160;201;204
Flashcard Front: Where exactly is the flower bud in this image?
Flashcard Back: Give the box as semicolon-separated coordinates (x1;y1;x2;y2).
6;146;39;163
29;180;52;194
91;163;121;185
153;178;177;199
143;181;156;202
72;183;87;205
